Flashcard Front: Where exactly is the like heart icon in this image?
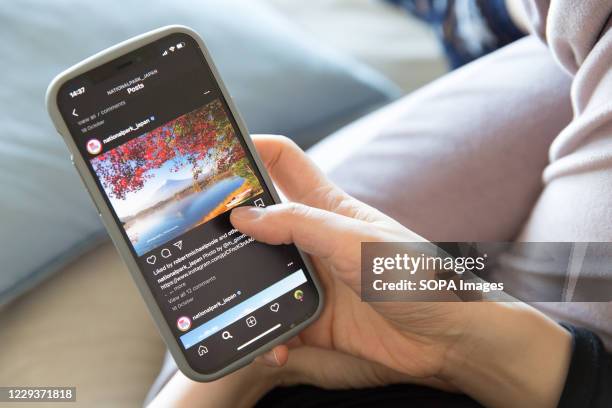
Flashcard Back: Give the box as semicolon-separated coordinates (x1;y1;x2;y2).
146;255;157;265
269;303;279;312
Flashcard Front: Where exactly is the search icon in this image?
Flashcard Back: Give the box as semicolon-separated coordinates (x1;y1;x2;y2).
222;331;233;340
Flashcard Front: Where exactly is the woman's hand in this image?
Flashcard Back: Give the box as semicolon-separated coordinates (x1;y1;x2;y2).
231;135;470;377
229;135;573;408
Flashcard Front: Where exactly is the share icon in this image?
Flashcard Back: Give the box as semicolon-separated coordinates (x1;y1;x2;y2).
173;240;183;250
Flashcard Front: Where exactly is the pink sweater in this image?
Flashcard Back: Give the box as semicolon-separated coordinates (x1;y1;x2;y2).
519;0;612;347
524;1;612;187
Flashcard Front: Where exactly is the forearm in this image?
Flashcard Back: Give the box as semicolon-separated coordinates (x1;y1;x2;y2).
148;365;277;408
440;302;572;408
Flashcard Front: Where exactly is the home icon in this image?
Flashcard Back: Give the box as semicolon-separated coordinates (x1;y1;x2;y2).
198;345;208;356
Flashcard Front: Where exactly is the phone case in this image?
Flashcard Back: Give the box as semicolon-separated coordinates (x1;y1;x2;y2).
45;25;324;382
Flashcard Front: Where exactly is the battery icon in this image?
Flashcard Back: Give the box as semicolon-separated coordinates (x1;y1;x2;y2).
176;42;185;49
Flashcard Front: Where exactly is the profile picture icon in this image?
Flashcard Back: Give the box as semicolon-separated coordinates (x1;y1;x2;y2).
86;138;102;155
176;316;191;332
293;289;304;302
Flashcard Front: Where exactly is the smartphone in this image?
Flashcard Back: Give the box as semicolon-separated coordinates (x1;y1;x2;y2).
46;25;323;381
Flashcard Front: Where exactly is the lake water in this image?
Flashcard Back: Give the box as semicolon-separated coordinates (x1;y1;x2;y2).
128;176;245;256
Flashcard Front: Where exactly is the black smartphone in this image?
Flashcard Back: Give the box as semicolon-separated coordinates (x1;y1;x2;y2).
46;26;323;381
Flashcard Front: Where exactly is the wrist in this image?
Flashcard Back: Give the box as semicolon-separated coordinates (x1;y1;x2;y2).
440;302;572;408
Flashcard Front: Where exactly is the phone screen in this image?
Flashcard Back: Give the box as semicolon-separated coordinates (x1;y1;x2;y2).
56;32;320;375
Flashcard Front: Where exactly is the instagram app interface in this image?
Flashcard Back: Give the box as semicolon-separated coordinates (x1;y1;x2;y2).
57;33;319;373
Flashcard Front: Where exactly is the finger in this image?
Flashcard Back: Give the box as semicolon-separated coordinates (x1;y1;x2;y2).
284;336;303;349
232;203;367;258
255;345;289;367
251;135;340;207
231;203;374;288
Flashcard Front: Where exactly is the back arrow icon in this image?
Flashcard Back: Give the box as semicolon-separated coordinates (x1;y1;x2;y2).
72;109;78;117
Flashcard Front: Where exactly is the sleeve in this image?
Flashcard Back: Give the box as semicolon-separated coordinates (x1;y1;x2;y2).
541;15;612;193
558;324;612;408
518;0;612;189
511;2;612;345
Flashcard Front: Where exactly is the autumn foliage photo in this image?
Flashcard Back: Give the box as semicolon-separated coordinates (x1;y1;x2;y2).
91;99;263;256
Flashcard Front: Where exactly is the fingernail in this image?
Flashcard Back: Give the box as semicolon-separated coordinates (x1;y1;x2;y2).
262;350;280;366
232;206;265;221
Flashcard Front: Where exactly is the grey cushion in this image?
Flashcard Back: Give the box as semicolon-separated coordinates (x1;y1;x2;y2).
0;0;400;305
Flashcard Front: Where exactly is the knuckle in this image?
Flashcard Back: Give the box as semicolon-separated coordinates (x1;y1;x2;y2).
276;134;296;146
285;202;311;219
275;135;301;154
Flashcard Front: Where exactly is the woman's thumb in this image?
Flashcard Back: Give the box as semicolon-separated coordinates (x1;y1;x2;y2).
230;203;369;287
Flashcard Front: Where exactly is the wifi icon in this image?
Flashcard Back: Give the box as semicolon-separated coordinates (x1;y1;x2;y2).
169;46;176;52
